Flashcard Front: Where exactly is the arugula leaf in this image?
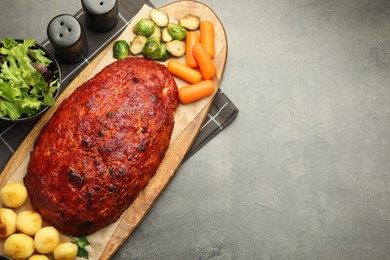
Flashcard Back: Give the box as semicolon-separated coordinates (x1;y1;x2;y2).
71;236;90;259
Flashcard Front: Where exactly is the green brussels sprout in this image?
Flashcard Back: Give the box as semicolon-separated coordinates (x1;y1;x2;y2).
113;40;130;60
143;37;162;60
157;43;170;62
133;18;155;37
129;35;147;55
167;23;187;41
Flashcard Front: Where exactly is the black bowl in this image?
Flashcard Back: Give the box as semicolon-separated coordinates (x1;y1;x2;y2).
0;39;61;122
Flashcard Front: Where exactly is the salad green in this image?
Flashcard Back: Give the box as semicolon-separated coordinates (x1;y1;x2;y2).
0;38;60;120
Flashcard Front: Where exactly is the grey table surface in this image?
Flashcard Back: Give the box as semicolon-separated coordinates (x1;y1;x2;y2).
1;0;390;259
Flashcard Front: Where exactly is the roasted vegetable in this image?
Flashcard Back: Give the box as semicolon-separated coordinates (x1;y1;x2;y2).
149;8;169;27
0;182;28;208
129;35;147;55
29;255;50;260
113;40;130;60
4;233;35;259
133;18;155;37
149;25;162;39
143;37;163;60
167;23;187;41
53;242;79;260
179;14;201;30
166;40;186;57
16;210;42;236
34;226;60;254
162;27;173;42
157;43;170;62
0;208;17;238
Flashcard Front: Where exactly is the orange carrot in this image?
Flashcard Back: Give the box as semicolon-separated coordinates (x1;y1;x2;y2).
192;42;216;80
178;80;215;104
167;60;202;84
200;21;215;58
186;31;200;69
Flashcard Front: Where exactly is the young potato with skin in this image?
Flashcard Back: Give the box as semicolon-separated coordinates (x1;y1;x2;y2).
53;242;78;260
29;255;50;260
0;182;28;208
16;210;43;236
34;226;61;254
0;208;17;238
4;233;35;259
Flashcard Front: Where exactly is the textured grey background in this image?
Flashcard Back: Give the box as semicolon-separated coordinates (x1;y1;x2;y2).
1;0;390;259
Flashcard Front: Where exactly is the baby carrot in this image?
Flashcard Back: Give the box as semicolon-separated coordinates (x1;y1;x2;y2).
167;59;202;84
192;42;216;80
178;80;215;104
186;31;199;69
200;21;215;58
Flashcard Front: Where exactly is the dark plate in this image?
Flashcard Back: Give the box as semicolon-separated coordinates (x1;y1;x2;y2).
0;39;61;123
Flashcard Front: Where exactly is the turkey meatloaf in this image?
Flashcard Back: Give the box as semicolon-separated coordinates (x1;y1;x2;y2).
24;57;178;236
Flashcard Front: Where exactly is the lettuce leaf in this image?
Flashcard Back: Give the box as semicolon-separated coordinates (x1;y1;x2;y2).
0;38;59;120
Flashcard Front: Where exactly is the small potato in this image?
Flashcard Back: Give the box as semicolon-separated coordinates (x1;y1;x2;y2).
29;255;50;260
0;182;28;208
4;233;35;259
16;210;42;236
0;208;17;238
34;226;60;254
53;242;78;260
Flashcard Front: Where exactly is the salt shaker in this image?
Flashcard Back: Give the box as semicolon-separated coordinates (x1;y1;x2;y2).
81;0;119;33
47;14;88;63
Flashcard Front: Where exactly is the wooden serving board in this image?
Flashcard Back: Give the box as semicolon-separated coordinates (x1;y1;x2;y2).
0;0;227;259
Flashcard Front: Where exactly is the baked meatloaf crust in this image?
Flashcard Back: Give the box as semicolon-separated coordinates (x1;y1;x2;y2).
24;57;178;236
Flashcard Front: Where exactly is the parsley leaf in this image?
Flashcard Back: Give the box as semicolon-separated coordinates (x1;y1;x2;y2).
71;236;90;259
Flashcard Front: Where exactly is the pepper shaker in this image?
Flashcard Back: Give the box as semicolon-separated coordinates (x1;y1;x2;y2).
81;0;119;33
47;14;88;64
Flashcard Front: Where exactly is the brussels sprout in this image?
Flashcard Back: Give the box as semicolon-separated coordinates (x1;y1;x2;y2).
143;37;162;60
161;27;173;42
113;40;130;60
157;43;170;62
149;25;162;39
166;40;186;57
149;8;169;27
133;18;155;37
167;23;187;41
179;14;200;30
130;35;147;55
